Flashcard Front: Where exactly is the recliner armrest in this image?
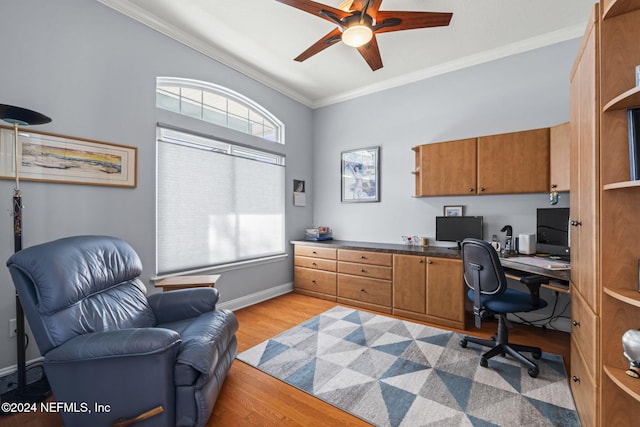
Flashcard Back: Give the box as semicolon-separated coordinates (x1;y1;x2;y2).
148;287;220;324
519;275;548;308
45;328;181;363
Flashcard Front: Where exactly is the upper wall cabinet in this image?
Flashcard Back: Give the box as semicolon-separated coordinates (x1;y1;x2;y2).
413;138;477;196
550;122;571;192
414;127;551;196
477;128;550;194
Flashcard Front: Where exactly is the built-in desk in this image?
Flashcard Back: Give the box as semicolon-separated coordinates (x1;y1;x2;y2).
291;240;571;329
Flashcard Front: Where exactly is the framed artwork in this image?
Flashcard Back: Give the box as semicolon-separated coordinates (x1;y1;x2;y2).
341;146;379;203
444;205;463;216
0;126;137;188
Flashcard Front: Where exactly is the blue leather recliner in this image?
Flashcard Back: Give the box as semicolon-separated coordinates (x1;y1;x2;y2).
6;235;239;427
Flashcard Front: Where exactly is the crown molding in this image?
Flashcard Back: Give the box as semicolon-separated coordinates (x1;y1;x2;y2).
96;0;314;107
311;24;585;108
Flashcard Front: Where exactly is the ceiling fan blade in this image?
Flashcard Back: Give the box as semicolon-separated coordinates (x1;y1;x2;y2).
357;34;383;71
374;11;452;34
294;27;342;62
275;0;350;23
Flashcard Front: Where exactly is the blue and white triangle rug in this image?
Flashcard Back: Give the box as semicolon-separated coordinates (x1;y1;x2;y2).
237;306;580;427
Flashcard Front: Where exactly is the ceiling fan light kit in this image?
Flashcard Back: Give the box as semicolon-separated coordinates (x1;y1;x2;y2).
276;0;452;71
342;24;373;47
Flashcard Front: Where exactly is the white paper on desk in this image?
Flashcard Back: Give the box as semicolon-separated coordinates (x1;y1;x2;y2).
293;191;306;207
508;256;570;270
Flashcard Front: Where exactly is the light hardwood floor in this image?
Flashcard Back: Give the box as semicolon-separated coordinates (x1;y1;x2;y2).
0;291;570;427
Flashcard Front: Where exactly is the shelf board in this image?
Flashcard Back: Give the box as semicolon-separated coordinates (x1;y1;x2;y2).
603;85;640;112
604;365;640;403
604;287;640;307
603;180;640;190
603;0;640;19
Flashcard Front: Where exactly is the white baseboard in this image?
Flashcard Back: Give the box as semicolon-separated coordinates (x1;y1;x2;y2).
217;282;294;312
0;357;45;378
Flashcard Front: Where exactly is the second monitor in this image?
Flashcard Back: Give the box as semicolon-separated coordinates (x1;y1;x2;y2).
436;216;483;250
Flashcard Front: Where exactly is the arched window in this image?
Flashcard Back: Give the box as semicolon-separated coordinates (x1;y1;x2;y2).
156;77;284;144
155;78;286;276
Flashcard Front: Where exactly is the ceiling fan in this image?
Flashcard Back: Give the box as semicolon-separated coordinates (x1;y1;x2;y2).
275;0;453;71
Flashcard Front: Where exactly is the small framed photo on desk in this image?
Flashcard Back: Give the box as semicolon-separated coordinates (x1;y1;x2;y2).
444;205;463;217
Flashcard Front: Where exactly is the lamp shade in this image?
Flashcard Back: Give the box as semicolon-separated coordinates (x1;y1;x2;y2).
0;104;51;126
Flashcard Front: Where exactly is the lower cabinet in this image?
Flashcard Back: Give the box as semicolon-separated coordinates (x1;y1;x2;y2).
392;254;465;329
337;249;393;314
293;245;337;301
292;244;464;329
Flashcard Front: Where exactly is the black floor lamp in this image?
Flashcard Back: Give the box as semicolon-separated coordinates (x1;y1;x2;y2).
0;104;51;405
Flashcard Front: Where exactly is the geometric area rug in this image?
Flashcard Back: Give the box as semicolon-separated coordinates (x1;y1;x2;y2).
237;306;580;427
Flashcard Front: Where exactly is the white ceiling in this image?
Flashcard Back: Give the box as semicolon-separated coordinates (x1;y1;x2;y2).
97;0;596;108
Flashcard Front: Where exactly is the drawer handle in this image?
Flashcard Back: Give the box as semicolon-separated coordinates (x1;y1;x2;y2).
360;288;367;293
360;255;367;259
572;376;581;383
361;268;366;272
427;260;433;264
311;280;317;284
572;320;580;327
570;220;582;227
312;250;318;254
312;262;317;266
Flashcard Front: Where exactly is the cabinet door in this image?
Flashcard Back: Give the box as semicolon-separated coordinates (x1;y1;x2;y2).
416;139;477;196
477;128;550;194
392;254;426;314
426;258;464;327
570;20;599;311
550;122;570;192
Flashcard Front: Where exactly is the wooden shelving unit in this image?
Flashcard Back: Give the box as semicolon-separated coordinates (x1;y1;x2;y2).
598;3;640;424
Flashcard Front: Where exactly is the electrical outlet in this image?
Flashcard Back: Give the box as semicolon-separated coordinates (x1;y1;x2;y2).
9;319;16;338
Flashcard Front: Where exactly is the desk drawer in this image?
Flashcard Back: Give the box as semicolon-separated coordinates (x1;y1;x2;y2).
338;249;392;266
295;245;337;260
295;256;337;272
294;267;336;295
338;274;391;306
338;261;392;280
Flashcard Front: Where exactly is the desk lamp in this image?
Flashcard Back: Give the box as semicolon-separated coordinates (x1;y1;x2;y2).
0;104;51;405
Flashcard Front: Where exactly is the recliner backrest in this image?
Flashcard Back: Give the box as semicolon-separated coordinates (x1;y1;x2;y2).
7;235;157;354
461;238;508;296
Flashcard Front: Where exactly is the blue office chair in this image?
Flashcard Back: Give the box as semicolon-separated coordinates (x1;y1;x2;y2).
459;238;548;378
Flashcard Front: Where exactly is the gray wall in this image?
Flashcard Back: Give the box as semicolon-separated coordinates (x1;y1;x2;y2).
312;39;576;245
312;39;578;331
0;0;313;369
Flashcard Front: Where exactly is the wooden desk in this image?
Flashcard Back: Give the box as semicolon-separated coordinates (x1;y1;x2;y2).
154;274;220;292
499;256;570;294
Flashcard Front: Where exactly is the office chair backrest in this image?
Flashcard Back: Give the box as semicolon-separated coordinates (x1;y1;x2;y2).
7;235;157;354
461;238;508;296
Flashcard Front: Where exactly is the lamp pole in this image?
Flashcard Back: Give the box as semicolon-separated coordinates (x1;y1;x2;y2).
0;104;51;405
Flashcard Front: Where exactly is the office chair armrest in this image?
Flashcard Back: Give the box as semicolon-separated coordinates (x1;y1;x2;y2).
520;275;548;307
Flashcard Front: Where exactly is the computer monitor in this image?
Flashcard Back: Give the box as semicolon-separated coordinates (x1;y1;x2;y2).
436;216;483;250
536;207;570;260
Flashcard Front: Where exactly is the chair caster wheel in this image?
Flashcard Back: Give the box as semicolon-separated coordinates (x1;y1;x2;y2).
480;357;489;368
532;350;542;360
528;367;539;378
460;339;467;348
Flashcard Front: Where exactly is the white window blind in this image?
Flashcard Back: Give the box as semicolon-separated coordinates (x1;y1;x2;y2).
156;127;285;275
